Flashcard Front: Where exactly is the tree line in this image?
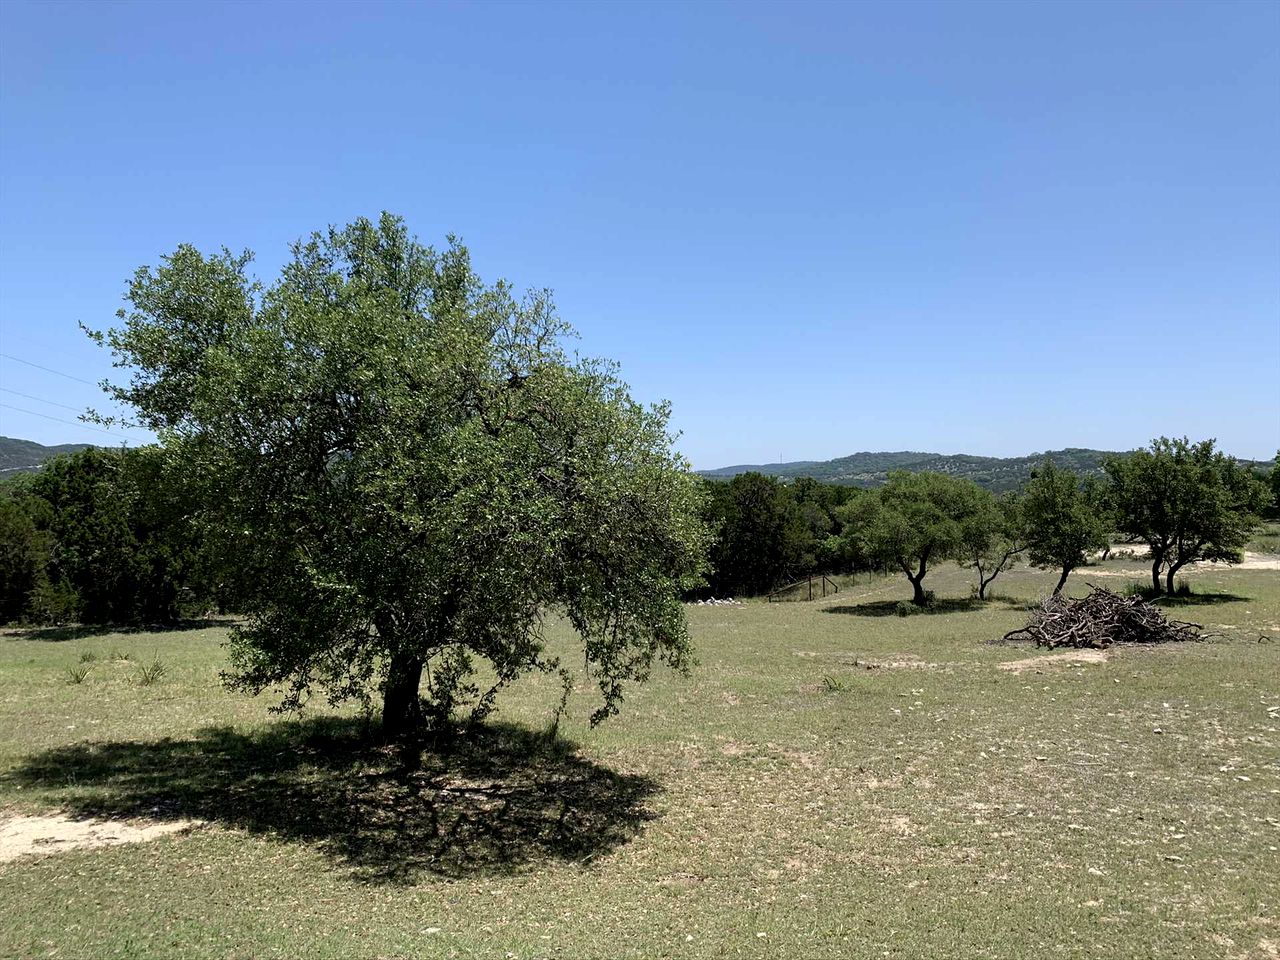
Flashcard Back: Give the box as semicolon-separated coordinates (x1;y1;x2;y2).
700;439;1276;605
0;445;250;625
3;436;1276;626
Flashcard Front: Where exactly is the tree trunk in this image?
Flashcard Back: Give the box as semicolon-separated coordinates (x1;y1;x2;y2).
978;578;988;601
382;652;424;738
908;574;927;606
1165;562;1185;596
1053;566;1071;596
1151;557;1164;594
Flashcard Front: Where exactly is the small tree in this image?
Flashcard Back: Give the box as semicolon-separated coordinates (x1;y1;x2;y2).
1021;459;1109;596
959;492;1024;600
838;471;986;605
93;214;710;735
1105;438;1268;594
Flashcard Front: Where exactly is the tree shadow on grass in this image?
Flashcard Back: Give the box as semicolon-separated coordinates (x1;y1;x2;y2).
1;618;239;642
4;717;658;884
822;597;1014;617
1152;592;1251;607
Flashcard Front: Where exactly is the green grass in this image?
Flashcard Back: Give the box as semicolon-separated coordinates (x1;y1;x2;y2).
1247;520;1280;555
1;562;1278;959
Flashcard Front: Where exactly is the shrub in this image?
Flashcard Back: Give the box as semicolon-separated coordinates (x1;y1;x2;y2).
66;664;90;685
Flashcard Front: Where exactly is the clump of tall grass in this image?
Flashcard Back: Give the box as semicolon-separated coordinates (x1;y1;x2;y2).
135;657;167;686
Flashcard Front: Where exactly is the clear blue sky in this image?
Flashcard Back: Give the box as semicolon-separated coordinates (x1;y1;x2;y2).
1;0;1277;468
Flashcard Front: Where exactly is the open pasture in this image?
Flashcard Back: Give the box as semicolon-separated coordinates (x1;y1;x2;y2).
1;560;1278;959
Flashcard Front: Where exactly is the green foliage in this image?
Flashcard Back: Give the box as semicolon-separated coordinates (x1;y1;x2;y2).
836;471;988;605
697;474;857;597
94;213;711;733
0;493;49;622
958;491;1024;600
4;446;214;625
1268;452;1280;519
135;657;167;686
65;664;90;685
702;474;802;596
1105;437;1268;594
1020;458;1110;595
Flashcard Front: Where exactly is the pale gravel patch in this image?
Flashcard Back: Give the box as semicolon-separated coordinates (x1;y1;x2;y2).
0;812;201;863
998;649;1110;674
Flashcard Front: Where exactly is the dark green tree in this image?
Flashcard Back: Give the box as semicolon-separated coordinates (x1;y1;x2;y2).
1268;451;1280;520
0;487;49;622
23;446;203;624
92;213;710;735
1105;438;1268;594
1021;459;1110;595
701;473;807;596
837;471;987;605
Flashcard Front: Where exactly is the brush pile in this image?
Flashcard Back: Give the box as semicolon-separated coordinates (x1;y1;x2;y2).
1002;586;1207;649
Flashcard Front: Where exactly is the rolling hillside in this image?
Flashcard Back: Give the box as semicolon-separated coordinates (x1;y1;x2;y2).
699;448;1125;492
0;437;93;475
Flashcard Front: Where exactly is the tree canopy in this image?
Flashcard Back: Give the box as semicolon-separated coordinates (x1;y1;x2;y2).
92;213;711;735
1105;437;1267;594
958;491;1024;600
1020;458;1109;596
837;471;987;605
0;447;212;625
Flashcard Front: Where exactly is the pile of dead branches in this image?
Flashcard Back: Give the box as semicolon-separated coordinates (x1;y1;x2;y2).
1002;585;1208;649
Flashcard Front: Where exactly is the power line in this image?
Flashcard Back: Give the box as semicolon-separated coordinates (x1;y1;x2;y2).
0;402;139;441
0;386;87;414
0;352;102;386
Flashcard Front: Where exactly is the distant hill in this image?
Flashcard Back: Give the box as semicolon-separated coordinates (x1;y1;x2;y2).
699;448;1127;493
0;437;94;475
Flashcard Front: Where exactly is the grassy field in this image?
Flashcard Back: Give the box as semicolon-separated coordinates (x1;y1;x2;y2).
1;558;1278;959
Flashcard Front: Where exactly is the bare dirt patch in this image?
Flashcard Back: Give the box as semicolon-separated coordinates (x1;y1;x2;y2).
0;812;200;863
1192;551;1280;572
998;649;1109;674
1088;551;1280;577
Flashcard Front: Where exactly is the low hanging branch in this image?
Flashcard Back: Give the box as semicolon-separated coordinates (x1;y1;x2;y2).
1002;585;1210;649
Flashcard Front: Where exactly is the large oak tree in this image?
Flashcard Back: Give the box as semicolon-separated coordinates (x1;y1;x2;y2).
92;214;710;735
